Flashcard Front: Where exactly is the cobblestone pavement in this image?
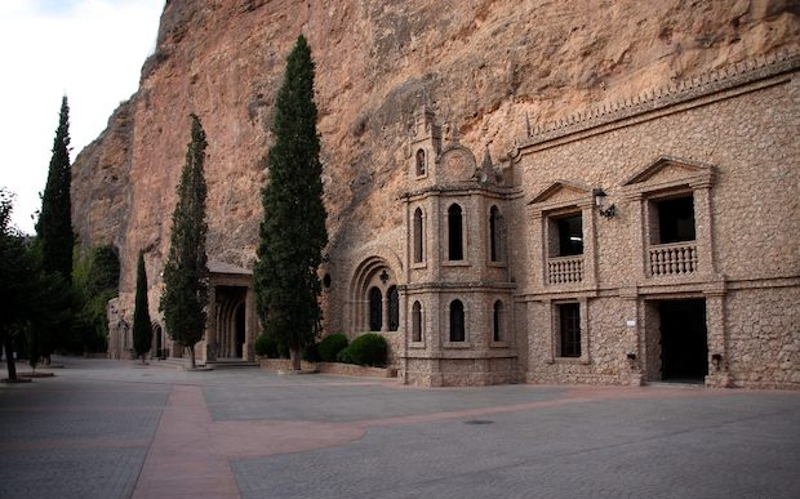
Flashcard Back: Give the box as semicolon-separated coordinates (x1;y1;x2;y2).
1;357;798;499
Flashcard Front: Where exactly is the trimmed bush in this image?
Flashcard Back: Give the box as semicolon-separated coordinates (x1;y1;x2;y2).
277;341;290;359
347;333;388;367
254;335;278;358
318;333;348;362
336;347;354;364
303;342;321;362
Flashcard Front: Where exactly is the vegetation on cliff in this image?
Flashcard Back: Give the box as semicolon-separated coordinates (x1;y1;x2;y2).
254;35;328;371
160;114;209;369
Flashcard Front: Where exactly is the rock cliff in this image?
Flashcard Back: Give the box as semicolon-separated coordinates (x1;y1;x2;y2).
71;0;800;306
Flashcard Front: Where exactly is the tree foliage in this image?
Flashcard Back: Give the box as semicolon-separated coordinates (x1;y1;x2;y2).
0;189;34;380
254;35;328;370
36;95;74;284
71;246;119;354
132;252;152;361
160;114;209;368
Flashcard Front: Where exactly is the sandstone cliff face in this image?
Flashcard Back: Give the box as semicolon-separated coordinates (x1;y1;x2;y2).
71;0;800;308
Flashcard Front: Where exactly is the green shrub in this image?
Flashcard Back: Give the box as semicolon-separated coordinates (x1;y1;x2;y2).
318;333;349;362
277;341;290;359
302;342;321;362
347;333;388;367
254;335;278;358
336;347;354;364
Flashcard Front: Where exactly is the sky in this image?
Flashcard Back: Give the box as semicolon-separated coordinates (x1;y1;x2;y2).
0;0;165;234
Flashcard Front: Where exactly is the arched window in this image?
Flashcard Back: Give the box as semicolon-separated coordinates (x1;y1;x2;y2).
448;204;464;261
413;207;424;263
412;301;422;342
388;286;399;331
489;206;504;262
493;300;503;342
368;287;382;331
415;149;426;176
449;299;465;342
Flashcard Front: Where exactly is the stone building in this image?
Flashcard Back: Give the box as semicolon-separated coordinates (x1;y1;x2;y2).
109;51;798;389
329;50;799;389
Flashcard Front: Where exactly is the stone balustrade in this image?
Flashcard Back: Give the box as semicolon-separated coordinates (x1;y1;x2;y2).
649;242;698;276
548;255;584;284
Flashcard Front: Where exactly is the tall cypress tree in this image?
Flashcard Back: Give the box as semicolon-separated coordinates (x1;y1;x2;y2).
37;96;74;283
132;252;152;362
254;35;328;371
160;114;209;369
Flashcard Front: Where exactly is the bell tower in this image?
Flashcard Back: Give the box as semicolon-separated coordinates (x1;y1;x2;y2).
400;105;519;387
409;105;441;185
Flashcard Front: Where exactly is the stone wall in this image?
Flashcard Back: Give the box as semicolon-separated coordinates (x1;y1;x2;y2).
513;55;799;388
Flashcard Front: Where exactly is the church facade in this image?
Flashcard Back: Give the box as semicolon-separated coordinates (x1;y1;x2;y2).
110;51;799;390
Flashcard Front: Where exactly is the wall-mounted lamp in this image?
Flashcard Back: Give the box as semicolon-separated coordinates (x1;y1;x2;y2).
711;353;723;372
593;188;617;218
626;352;637;370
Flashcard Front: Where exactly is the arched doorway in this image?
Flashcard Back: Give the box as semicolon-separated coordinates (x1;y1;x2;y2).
215;286;248;359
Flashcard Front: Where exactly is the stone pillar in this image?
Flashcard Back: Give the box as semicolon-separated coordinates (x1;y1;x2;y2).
621;288;644;386
205;284;217;362
581;202;599;287
704;289;731;388
381;295;389;332
625;192;647;281
692;181;717;277
430;198;441;281
530;211;545;288
244;287;256;361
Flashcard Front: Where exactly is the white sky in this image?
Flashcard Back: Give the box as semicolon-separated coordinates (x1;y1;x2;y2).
0;0;165;234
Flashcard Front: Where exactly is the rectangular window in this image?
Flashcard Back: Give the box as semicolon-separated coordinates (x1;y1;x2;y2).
656;196;695;244
558;303;581;358
555;214;583;256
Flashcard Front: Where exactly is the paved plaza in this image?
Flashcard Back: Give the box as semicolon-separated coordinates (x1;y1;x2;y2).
0;357;798;499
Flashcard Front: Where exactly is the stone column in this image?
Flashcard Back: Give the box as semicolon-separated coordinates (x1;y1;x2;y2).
381;295;389;332
205;284;217;362
244;287;256;361
692;181;717;277
625;192;647;281
621;287;644;386
704;289;731;387
581;202;599;287
530;210;545;289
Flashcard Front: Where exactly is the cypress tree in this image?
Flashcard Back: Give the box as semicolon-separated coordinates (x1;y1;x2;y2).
254;35;328;371
160;114;209;369
37;96;74;283
132;252;152;362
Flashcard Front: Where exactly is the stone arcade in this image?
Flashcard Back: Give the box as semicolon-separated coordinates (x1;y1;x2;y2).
110;51;799;389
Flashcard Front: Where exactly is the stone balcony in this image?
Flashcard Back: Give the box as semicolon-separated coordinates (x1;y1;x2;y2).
648;241;698;277
548;255;584;284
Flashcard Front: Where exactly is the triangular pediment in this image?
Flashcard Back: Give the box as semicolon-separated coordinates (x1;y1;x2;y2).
529;180;592;205
623;156;714;186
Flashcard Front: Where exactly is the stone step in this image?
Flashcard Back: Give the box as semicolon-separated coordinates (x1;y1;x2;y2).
205;359;259;369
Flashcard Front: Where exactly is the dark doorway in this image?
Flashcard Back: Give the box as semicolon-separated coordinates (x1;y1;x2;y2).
235;303;246;358
153;324;163;359
659;299;707;382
